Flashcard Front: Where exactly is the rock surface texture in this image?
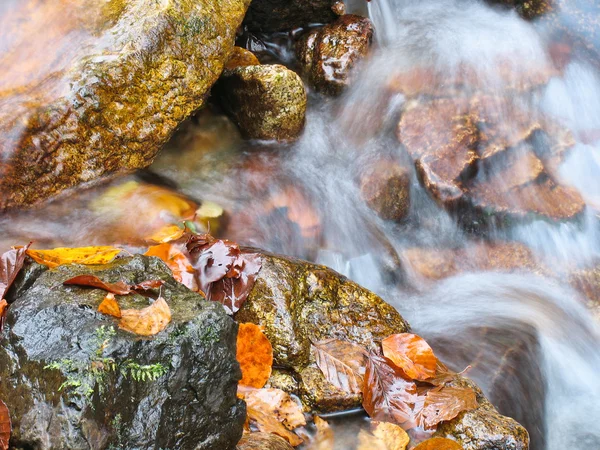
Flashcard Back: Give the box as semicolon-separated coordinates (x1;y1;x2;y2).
243;0;338;32
0;0;250;210
296;14;374;95
0;256;244;450
216;65;307;141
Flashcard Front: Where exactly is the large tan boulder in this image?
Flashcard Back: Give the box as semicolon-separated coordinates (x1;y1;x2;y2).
0;0;250;210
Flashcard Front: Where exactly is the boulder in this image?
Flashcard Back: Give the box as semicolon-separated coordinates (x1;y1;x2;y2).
488;0;555;20
296;15;374;95
236;432;295;450
215;65;307;141
359;159;411;222
0;0;250;210
0;256;244;450
243;0;338;32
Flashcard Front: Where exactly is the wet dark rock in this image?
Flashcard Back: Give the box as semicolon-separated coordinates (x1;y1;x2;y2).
215;64;307;141
236;432;295;450
243;0;338;32
296;15;374;95
235;252;410;411
0;256;244;450
359;159;411;222
0;0;251;210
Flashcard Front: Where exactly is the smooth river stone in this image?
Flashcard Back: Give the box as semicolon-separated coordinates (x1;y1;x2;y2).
0;0;250;210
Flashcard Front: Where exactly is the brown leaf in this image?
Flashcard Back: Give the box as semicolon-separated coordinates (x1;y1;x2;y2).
416;386;478;429
98;293;122;318
0;300;8;334
310;416;334;450
63;275;164;295
242;387;306;431
413;437;464;450
145;243;197;291
237;323;273;389
362;353;418;429
0;399;9;450
0;243;31;300
26;246;121;268
371;421;410;450
382;334;438;381
246;406;304;447
312;338;369;394
119;297;171;336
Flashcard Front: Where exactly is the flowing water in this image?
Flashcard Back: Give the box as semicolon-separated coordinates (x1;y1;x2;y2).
2;0;600;448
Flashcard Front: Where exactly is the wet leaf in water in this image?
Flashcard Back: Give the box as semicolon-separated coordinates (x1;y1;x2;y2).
382;334;438;381
0;399;9;450
246;405;304;447
356;429;387;450
413;437;464;450
312;338;369;394
119;297;171;336
0;243;31;299
145;243;197;291
362;353;418;429
98;293;122;318
63;275;132;295
240;386;307;431
27;246;121;268
371;421;410;450
146;224;185;244
237;323;273;389
310;416;334;450
416;386;478;429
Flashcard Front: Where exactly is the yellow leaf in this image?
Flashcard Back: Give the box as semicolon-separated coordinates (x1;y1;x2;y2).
27;246;121;268
371;421;409;450
146;225;185;244
98;293;122;318
119;297;171;336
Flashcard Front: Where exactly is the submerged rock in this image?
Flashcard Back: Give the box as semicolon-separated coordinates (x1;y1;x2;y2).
215;65;307;141
236;432;295;450
0;256;244;450
0;0;250;210
243;0;338;32
296;14;374;95
359;159;411;222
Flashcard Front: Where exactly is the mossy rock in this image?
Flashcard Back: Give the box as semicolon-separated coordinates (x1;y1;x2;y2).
0;255;244;450
0;0;250;210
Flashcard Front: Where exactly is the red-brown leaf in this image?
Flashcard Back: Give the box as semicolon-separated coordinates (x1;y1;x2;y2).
0;399;10;450
416;386;478;429
0;243;31;300
362;353;419;429
382;334;438;381
132;280;165;291
312;339;369;394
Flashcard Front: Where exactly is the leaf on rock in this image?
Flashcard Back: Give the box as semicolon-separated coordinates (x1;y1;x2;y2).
246;405;304;447
98;293;122;318
145;243;197;291
416;386;478;429
241;386;307;431
119;297;171;336
0;399;10;450
237;323;273;388
27;246;121;268
382;334;438;381
63;275;164;295
0;300;8;333
362;353;419;429
312;338;369;394
310;416;335;450
371;421;410;450
413;437;464;450
0;243;31;299
132;280;165;291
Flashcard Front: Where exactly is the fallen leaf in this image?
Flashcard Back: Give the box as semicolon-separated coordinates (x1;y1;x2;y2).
119;297;171;336
382;334;438;381
372;421;410;450
0;399;9;450
310;416;335;450
146;224;185;244
63;275;164;295
0;243;31;299
237;323;273;389
145;244;197;291
246;405;304;447
0;300;8;333
413;437;464;450
416;386;478;429
98;293;122;318
356;429;387;450
240;386;306;432
362;353;418;429
27;246;121;268
312;338;369;394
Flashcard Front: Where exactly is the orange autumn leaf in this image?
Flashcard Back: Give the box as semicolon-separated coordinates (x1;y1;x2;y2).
416;386;478;429
236;323;273;389
246;405;304;447
242;387;306;431
145;244;197;291
98;293;122;318
413;437;464;450
0;300;8;333
0;399;9;450
371;421;410;450
119;297;171;336
310;416;334;450
312;338;368;394
382;334;438;381
27;246;121;268
146;224;185;244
